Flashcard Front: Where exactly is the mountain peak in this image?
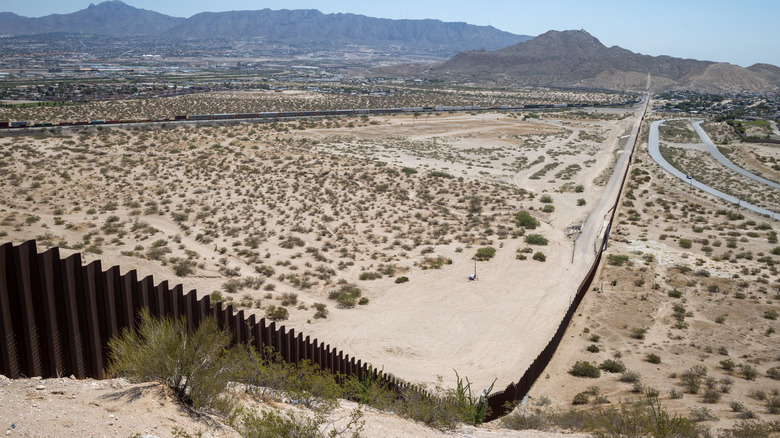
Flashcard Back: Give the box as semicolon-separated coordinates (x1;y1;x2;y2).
538;29;599;41
497;29;607;58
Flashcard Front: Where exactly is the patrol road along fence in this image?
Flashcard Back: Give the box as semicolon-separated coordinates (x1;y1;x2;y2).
0;240;425;397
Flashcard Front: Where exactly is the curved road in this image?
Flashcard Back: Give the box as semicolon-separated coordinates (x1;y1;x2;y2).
648;120;779;221
691;120;780;190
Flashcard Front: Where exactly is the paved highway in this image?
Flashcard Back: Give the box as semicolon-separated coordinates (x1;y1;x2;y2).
691;120;780;190
648;120;779;221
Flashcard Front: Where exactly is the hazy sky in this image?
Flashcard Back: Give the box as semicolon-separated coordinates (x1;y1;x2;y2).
6;1;780;67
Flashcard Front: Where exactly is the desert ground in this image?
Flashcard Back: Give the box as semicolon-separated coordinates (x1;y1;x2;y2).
0;88;630;436
528;113;780;435
2;91;778;436
0;90;635;392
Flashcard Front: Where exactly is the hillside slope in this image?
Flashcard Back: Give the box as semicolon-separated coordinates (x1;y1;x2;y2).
432;30;778;93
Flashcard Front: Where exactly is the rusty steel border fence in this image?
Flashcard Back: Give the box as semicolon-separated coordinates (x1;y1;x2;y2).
0;240;425;398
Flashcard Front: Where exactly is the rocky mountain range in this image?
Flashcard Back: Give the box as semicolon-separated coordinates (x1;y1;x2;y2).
430;30;780;93
0;1;531;54
2;2;778;93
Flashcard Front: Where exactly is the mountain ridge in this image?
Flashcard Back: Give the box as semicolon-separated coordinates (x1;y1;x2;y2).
0;1;532;53
430;30;780;93
0;1;184;37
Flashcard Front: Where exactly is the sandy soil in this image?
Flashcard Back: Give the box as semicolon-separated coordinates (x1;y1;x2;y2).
0;376;586;438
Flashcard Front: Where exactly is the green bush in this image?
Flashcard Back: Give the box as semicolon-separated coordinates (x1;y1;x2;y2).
646;354;662;364
689;406;718;422
237;410;319;437
349;370;495;429
541;205;555;213
452;370;496;426
679;238;692;249
720;420;780;437
740;364;758;381
237;403;364;437
108;309;247;415
514;211;540;229
343;365;394;408
504;395;699;437
680;366;707;394
702;388;721;404
620;371;641;383
279;235;305;249
501;408;547;430
328;284;362;308
474;247;497;261
172;259;196;277
630;327;647;339
336;293;357;308
313;303;328;319
540;195;553;203
668;289;683;298
572;392;589;405
395;276;409;284
392;386;464;430
607;254;629;266
532;252;547;262
359;271;382;280
265;305;289;321
279;292;298;306
569;361;601;378
237;348;342;412
768;396;780;414
766;367;780;380
587;344;600;353
600;359;627;373
525;234;548;245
